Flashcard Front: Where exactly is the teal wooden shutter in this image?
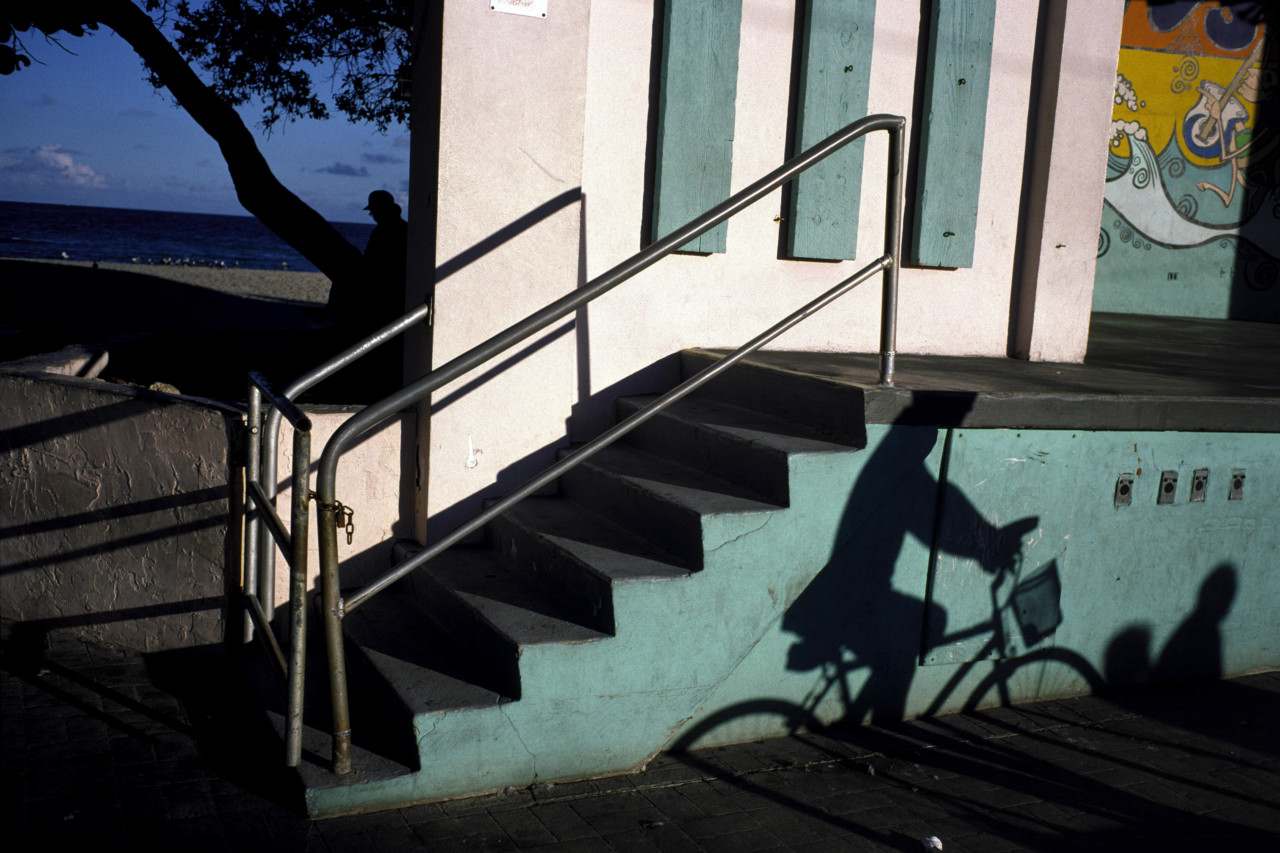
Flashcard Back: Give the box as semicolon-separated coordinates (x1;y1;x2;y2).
912;0;997;268
788;0;877;261
651;0;743;253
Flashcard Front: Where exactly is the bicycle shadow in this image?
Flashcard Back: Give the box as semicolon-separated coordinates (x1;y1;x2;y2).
665;404;1275;848
670;502;1270;849
781;396;1039;727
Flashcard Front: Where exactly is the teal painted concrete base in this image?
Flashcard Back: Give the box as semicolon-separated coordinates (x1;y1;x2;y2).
684;426;1279;750
299;402;1278;816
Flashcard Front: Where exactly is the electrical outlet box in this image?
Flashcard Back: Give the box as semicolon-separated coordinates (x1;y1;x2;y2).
1229;469;1246;501
1191;468;1208;502
1114;474;1133;507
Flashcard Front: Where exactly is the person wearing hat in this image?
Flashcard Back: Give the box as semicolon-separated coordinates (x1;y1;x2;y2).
325;190;408;328
316;190;410;399
361;189;409;324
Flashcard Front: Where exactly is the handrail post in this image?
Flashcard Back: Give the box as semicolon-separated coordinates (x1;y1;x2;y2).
255;446;277;623
243;384;263;642
317;499;353;775
285;425;312;767
258;302;433;634
878;118;905;386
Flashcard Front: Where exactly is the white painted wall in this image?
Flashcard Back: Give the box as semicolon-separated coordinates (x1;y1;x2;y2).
412;0;1123;542
418;1;591;541
273;411;414;602
575;0;1045;434
1015;0;1125;362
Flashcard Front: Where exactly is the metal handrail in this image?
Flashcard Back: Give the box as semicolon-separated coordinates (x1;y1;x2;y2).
349;254;892;615
307;113;906;774
250;303;433;624
242;371;314;767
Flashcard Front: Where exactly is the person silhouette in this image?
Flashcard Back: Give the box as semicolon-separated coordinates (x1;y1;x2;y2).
322;190;408;334
312;190;411;400
363;190;407;280
1153;563;1237;682
358;189;409;332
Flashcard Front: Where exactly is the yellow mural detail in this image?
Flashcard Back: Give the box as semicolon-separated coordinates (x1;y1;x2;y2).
1111;50;1261;169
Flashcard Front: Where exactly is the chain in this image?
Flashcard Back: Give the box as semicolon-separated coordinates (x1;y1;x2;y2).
313;494;356;545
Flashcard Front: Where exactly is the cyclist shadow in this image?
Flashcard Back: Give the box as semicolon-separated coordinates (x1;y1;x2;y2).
782;396;1039;727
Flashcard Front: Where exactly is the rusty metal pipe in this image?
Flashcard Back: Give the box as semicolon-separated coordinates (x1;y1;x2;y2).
285;426;311;767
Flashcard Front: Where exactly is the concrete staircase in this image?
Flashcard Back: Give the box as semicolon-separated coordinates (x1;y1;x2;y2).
288;353;873;816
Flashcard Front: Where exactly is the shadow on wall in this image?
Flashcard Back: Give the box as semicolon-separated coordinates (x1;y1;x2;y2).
422;354;680;546
1229;4;1280;322
1105;562;1237;685
0;371;239;652
666;401;1249;849
676;399;1240;747
780;397;1044;726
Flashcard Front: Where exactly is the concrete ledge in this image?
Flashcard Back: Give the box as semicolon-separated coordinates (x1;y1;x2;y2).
688;313;1280;433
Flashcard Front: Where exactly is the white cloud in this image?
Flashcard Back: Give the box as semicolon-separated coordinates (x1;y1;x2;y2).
0;144;109;189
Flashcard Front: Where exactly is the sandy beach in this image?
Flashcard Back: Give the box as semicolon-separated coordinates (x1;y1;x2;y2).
0;257;379;400
2;257;332;337
4;256;331;308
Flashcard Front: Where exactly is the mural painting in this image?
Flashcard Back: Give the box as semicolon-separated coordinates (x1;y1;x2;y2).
1094;1;1279;321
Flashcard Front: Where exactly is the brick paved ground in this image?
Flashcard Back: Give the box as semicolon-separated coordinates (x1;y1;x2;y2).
3;628;1277;852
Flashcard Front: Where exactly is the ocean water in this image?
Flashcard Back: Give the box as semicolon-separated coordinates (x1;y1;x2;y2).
0;200;374;274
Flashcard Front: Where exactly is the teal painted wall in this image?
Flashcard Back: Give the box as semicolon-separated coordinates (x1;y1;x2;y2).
306;420;1277;814
651;0;743;254
787;0;877;261
682;425;1279;749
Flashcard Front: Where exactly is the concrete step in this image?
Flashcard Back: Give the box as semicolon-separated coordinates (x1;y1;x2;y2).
681;348;868;446
616;393;856;506
401;545;609;700
342;583;508;713
558;441;781;570
489;497;692;634
296;355;878;813
244;605;430;779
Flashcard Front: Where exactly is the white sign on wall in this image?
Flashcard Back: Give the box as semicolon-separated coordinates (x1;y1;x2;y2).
491;0;547;18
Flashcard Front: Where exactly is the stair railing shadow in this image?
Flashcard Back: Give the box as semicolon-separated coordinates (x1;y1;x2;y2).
1;377;243;648
236;114;910;775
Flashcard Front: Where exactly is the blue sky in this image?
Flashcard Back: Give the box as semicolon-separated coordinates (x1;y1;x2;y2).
1;24;409;224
